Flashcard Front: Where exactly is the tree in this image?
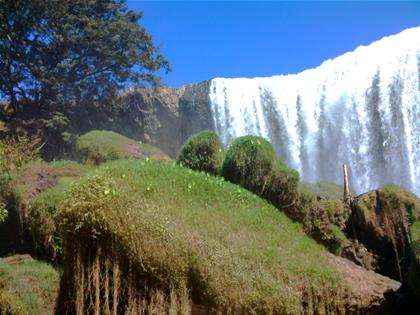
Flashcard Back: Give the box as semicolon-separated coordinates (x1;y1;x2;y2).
0;0;170;119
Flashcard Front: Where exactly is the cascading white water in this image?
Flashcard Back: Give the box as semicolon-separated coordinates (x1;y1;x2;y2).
209;27;420;195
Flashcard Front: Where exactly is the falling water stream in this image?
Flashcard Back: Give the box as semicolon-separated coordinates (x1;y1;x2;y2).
209;27;420;195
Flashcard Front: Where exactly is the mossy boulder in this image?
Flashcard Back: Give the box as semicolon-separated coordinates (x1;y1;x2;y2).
75;130;170;165
221;136;300;214
177;130;224;175
349;184;420;281
297;185;378;270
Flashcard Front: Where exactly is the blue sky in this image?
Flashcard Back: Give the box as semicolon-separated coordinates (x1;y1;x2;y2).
127;1;420;87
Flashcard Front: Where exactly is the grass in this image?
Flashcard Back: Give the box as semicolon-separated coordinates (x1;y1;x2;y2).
58;159;342;314
0;258;59;315
75;130;170;165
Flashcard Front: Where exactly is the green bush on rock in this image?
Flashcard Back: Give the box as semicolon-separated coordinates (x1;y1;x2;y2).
177;130;224;175
221;135;300;213
75;130;170;165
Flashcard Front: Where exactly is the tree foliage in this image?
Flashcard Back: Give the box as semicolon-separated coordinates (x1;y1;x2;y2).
0;136;40;176
0;0;170;118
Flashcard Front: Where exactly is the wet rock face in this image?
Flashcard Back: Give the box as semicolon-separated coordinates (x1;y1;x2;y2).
349;185;420;281
179;81;214;143
116;86;184;157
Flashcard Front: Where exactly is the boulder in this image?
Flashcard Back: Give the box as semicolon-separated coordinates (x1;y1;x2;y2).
324;253;401;314
348;184;420;281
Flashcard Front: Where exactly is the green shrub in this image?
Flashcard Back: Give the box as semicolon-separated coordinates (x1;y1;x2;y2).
0;136;40;177
221;136;300;213
75;130;170;165
177;130;224;175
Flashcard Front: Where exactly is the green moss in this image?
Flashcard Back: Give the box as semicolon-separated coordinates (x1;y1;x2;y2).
0;258;59;315
351;184;420;280
58;159;341;314
380;184;420;222
75;130;170;165
299;196;350;254
177;130;224;175
221;136;300;214
409;220;420;299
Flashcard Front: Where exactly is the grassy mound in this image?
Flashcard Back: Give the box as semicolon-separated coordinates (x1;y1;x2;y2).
0;257;59;315
177;130;224;175
58;159;342;314
221;136;300;215
75;130;170;165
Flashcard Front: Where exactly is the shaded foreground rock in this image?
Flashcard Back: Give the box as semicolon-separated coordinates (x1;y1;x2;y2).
189;254;401;315
324;253;401;314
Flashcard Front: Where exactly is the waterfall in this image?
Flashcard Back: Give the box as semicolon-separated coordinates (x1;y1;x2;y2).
209;27;420;195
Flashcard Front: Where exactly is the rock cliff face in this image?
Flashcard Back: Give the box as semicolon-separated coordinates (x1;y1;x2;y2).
116;81;213;158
